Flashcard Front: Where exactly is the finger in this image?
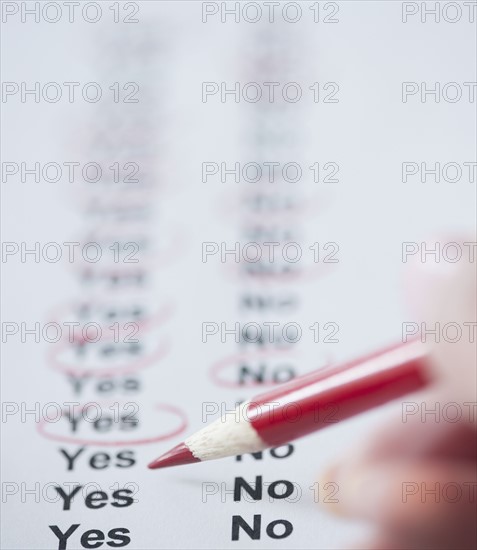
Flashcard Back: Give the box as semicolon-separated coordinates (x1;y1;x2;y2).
330;401;476;467
403;244;477;408
354;529;477;550
319;458;477;536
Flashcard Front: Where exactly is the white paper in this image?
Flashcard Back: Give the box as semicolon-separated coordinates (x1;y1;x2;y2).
2;2;475;549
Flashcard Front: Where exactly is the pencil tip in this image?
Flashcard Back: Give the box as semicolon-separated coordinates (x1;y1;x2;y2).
148;442;200;470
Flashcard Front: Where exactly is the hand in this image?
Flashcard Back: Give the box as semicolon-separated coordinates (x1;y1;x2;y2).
319;256;477;549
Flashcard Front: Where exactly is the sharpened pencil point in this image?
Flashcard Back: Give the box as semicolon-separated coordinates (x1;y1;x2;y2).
148;442;201;470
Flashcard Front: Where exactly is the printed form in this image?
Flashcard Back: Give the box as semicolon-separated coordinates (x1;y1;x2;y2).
1;2;475;549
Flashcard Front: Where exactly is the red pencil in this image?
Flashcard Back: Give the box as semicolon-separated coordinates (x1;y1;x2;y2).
148;339;431;469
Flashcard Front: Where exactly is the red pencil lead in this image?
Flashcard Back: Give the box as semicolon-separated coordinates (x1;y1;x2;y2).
148;442;200;470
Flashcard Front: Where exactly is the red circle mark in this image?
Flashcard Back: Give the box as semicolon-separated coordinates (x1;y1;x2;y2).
47;337;171;377
70;231;186;274
210;348;301;389
36;403;187;446
46;300;175;344
66;225;188;274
